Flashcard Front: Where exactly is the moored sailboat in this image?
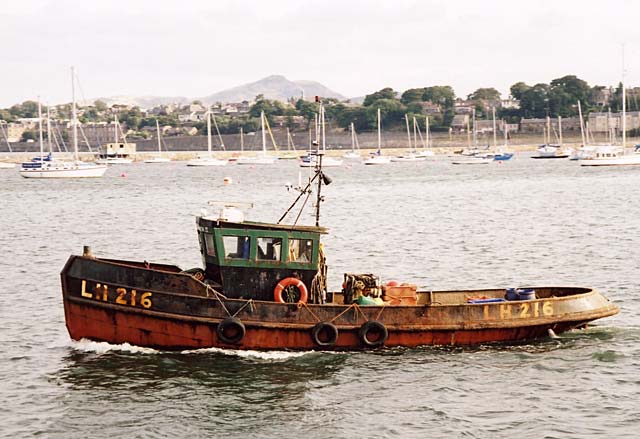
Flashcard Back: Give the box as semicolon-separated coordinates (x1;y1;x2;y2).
364;108;391;165
187;108;228;167
236;111;278;165
144;120;171;163
20;68;107;178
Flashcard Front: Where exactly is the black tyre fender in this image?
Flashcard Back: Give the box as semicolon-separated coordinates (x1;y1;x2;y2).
358;320;388;348
311;322;339;347
217;317;246;344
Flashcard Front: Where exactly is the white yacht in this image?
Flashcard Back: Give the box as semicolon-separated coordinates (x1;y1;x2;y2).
187;109;229;167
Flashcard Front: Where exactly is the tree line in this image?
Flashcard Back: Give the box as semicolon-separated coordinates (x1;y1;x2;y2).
3;74;639;139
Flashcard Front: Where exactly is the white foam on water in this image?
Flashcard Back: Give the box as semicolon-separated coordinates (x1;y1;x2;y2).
70;339;160;355
182;346;315;361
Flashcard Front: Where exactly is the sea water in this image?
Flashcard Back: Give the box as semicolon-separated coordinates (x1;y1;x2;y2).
0;155;638;438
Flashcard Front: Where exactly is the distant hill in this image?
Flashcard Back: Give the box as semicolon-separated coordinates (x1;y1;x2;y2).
199;75;346;104
91;75;346;109
94;95;190;108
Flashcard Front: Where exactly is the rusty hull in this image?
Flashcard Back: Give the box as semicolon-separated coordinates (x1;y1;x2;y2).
61;255;620;351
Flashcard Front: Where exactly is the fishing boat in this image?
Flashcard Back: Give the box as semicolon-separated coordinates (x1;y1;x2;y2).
236;111;278;165
144;120;171;163
364;109;391;165
61;103;619;351
20;69;107;179
187;109;228;167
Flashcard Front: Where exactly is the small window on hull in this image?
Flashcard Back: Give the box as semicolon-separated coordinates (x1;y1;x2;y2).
223;236;250;259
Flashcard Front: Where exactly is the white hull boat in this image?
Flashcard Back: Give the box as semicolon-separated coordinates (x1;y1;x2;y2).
144;157;171;164
364;155;392;165
20;161;107;178
187;157;228;167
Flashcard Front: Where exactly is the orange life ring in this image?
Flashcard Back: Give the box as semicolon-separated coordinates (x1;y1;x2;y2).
274;277;308;303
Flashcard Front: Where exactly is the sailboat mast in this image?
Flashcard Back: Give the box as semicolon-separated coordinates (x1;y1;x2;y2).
156;120;162;154
38;99;44;163
622;53;626;149
71;67;79;161
47;105;52;153
350;122;355;152
578;101;586;146
405;114;411;150
412;117;418;150
261;110;267;154
377;108;381;153
426;116;430;150
472;108;477;147
114;115;118;143
558;116;563;146
546;116;551;144
207;107;212;157
503;119;508;146
492;107;497;149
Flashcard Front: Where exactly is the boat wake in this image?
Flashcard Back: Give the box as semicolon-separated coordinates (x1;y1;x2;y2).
71;339;160;355
182;347;318;361
70;338;319;361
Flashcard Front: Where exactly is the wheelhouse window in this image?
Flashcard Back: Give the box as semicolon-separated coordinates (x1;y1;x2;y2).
204;233;216;257
223;236;250;259
288;239;313;263
257;237;282;261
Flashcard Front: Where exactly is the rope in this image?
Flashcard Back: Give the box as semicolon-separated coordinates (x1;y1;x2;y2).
296;301;321;323
232;299;255;318
329;303;367;324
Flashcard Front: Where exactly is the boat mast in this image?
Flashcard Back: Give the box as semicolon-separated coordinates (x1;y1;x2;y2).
503;119;508;146
404;114;411;151
38;98;44;163
72;67;79;161
240;126;244;152
377;108;381;154
492;107;497;150
211;112;225;150
207;107;212;158
156;120;162;154
622;45;626;150
412;116;418;150
578;101;586;146
546;116;551;145
558;116;563;146
315;104;325;227
426;116;430;150
114;114;118;143
261;110;267;154
46;104;52;153
350;122;355;153
472;108;477;147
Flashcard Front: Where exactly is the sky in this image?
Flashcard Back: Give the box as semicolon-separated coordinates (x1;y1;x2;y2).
2;0;640;107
